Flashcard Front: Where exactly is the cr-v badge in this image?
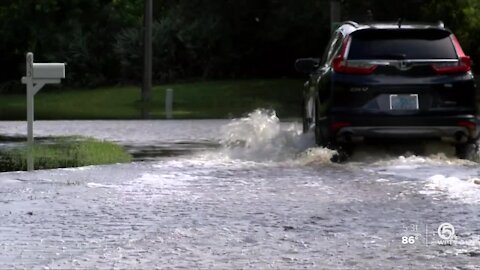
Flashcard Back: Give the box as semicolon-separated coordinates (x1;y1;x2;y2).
350;87;368;92
398;60;411;71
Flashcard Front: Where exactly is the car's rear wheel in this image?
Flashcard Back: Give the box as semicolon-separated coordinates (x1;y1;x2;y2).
455;142;478;160
314;98;327;146
301;98;311;133
314;98;355;161
330;144;355;163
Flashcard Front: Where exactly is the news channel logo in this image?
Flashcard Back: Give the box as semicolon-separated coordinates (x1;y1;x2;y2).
437;223;455;241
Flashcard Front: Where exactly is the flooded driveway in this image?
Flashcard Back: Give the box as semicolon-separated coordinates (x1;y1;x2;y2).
0;110;480;269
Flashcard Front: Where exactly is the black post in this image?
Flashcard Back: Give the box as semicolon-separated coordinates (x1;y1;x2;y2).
142;0;153;118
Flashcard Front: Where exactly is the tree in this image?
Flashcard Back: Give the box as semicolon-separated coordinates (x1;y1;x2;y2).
1;0;480;90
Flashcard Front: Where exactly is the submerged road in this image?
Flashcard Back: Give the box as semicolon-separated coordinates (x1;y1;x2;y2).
0;111;479;269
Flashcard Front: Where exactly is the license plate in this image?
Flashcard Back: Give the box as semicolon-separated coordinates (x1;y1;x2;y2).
389;94;419;110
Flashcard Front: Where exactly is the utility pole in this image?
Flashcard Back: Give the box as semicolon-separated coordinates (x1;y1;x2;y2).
330;0;341;34
142;0;153;118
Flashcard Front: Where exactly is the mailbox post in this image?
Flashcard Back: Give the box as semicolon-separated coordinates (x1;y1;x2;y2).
21;52;65;171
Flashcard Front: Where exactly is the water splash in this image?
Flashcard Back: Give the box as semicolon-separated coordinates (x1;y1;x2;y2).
217;109;479;166
219;109;330;162
421;175;480;204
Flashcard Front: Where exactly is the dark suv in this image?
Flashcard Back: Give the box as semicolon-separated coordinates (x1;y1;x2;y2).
295;21;478;159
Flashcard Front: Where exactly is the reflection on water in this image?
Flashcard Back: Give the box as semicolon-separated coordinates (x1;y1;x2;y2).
0;120;226;161
0;119;225;145
125;141;220;161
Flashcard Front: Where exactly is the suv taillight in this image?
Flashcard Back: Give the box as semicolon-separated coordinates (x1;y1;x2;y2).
432;56;471;74
432;35;472;74
333;58;378;74
332;36;377;75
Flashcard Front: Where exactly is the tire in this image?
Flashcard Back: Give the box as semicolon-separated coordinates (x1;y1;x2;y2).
455;142;478;160
301;97;311;133
302;118;310;133
313;98;325;146
313;96;354;162
329;143;355;163
314;123;324;146
313;98;332;148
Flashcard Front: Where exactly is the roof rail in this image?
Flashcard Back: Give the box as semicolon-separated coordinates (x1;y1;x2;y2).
343;21;359;28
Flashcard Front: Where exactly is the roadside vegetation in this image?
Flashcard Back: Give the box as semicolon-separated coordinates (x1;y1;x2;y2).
1;1;478;121
0;79;303;119
0;137;132;172
2;1;479;93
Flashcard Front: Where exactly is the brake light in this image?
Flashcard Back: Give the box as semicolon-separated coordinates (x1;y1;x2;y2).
331;121;351;133
458;121;477;131
333;36;377;75
432;56;471;74
432;35;472;74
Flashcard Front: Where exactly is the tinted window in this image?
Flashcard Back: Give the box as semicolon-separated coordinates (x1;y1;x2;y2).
348;29;457;60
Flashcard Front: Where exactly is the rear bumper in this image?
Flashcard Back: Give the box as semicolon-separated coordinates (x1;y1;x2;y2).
336;126;470;143
331;114;479;143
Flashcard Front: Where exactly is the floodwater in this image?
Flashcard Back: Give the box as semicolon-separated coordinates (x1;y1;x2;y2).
0;110;480;269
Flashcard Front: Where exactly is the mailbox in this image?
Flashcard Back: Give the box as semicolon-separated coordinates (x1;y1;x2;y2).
21;52;66;171
32;63;65;79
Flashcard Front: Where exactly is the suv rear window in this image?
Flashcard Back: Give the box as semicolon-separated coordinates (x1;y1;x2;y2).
348;29;457;60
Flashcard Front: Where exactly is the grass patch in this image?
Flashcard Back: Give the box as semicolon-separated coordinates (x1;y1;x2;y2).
0;137;132;172
0;79;303;120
